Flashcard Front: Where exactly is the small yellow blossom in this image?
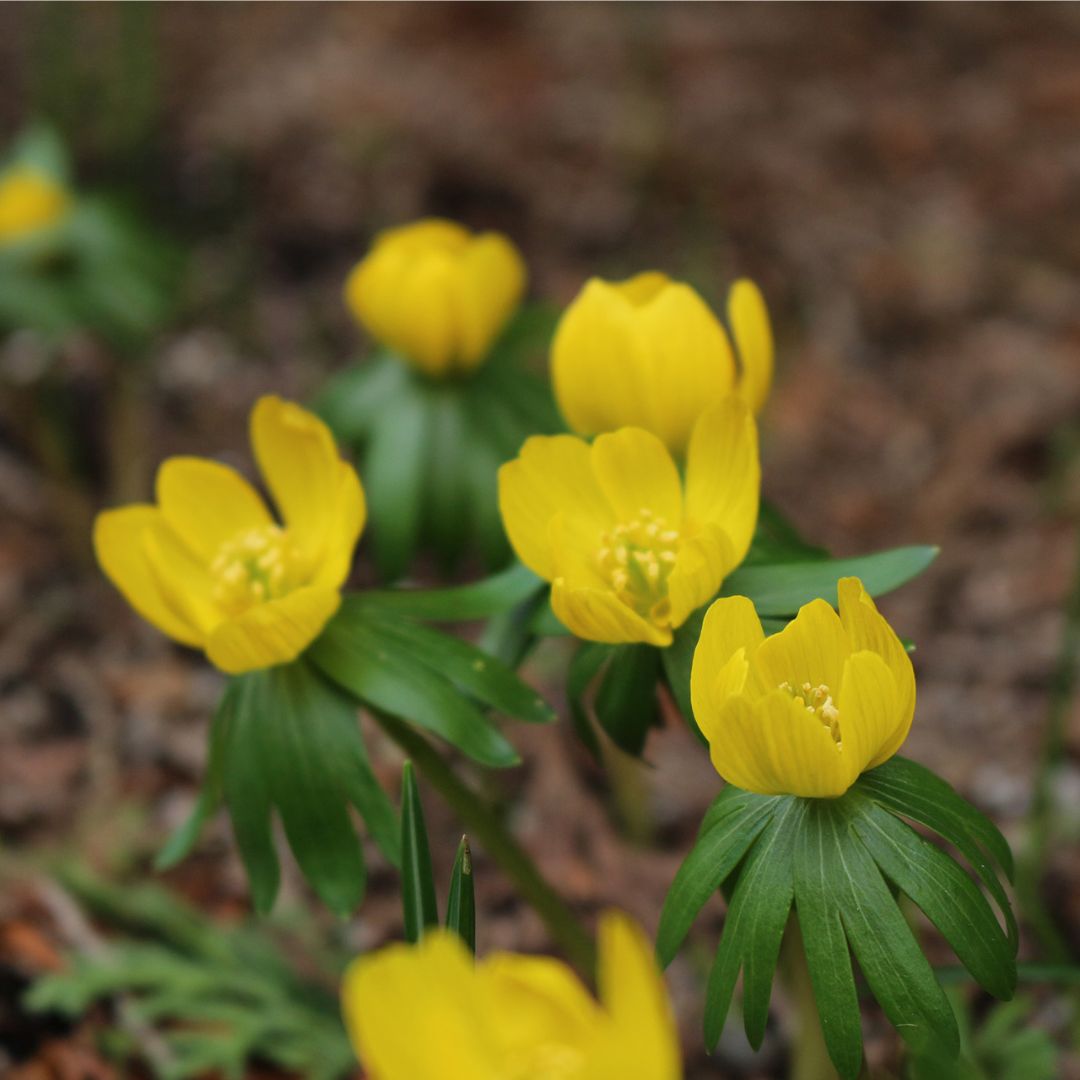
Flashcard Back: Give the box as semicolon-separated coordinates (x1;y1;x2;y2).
551;272;773;455
691;577;915;798
93;396;365;675
498;397;759;647
344;218;527;379
0;166;71;244
341;911;681;1080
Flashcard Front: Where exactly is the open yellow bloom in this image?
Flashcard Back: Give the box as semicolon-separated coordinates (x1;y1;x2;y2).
93;396;365;675
691;577;915;798
344;218;527;379
498;397;759;647
342;912;681;1080
551;272;773;455
0;166;71;244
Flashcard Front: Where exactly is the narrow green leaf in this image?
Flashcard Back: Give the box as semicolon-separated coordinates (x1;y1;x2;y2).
793;798;864;1080
660;610;707;744
857;757;1016;944
656;793;778;968
253;666;367;917
360;562;543;621
425;389;471;570
703;799;802;1050
593;645;663;756
314;354;410;443
365;384;431;581
816;801;959;1059
722;545;939;616
742;499;829;566
355;603;553;724
463;436;511;569
445;835;476;954
401;762;439;942
850;797;1016;999
310;615;520;768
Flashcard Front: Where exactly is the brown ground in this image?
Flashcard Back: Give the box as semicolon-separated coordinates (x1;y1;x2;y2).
0;4;1078;1078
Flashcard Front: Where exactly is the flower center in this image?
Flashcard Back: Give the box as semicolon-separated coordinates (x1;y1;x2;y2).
210;524;305;616
596;508;680;624
779;681;842;745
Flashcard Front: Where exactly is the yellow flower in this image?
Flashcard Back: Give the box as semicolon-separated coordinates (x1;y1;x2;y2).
341;911;681;1080
498;397;759;647
93;396;365;675
0;166;71;244
691;577;916;798
344;218;527;379
551;272;773;455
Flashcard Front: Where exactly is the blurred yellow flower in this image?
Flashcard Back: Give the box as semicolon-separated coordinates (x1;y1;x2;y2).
498;397;759;647
0;166;71;244
93;396;365;675
551;272;773;455
691;577;915;798
344;218;527;379
341;911;681;1080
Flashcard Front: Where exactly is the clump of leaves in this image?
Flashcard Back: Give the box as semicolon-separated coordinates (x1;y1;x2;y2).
24;866;354;1080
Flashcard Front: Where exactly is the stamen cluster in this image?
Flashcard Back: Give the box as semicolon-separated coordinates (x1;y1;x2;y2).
211;524;304;615
780;680;841;745
596;507;679;621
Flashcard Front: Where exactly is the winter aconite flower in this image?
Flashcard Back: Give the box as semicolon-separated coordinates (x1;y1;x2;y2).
551;273;773;455
344;218;527;379
341;912;681;1080
0;165;70;244
691;577;915;798
93;396;365;675
498;397;759;647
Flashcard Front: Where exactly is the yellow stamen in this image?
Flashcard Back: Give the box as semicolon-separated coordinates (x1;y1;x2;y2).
779;679;842;746
595;510;680;624
211;524;306;616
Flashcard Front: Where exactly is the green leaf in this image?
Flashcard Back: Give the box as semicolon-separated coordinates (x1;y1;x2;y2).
850;797;1015;1000
365;382;431;581
310;610;520;768
856;757;1016;945
661;610;706;743
656;788;779;968
593;645;663;756
360;562;543;621
704;799;803;1051
722;545;939;616
445;836;476;954
400;762;439;942
425;389;472;570
743;500;829;566
354;602;553;724
315;354;410;444
566;643;611;758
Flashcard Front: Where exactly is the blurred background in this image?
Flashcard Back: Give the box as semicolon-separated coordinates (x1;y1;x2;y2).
0;4;1078;1078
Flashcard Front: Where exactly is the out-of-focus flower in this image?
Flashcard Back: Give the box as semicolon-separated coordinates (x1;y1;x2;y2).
341;911;681;1080
0;166;71;245
344;218;526;379
691;577;915;798
499;397;758;647
551;273;773;455
94;396;365;674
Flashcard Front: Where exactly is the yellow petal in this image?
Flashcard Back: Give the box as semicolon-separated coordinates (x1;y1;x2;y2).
142;519;223;637
250;396;349;563
205;585;341;674
752;598;850;697
310;461;366;590
392;249;460;375
690;596;766;725
155;456;272;561
635;281;737;454
728;279;773;414
0;167;70;243
837;576;915;764
589;426;682;524
551;579;671;646
497;434;613;582
93;506;205;647
591;911;681;1080
684;396;760;569
479;953;598;1060
666;525;731;628
453;233;527;370
342;931;498;1080
710;692;854;797
838;650;906;774
551;278;657;438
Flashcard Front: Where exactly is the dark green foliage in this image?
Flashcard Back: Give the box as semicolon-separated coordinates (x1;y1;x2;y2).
400;761;439;942
657;758;1017;1079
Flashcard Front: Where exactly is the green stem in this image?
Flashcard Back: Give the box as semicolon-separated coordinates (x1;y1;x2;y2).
782;920;841;1080
372;710;597;974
